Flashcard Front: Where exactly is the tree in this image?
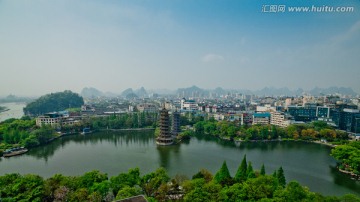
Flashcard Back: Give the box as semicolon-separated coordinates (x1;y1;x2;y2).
214;161;232;185
110;168;141;195
277;166;286;188
116;186;142;200
0;173;45;201
260;163;266;175
241;175;279;201
331;142;360;174
235;155;247;182
247;162;256;178
192;169;213;183
219;183;246;201
274;181;309;201
141;167;170;197
79;170;108;189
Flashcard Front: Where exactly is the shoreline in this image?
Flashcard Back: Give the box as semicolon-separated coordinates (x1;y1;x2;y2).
339;168;360;181
0;108;10;113
218;135;337;148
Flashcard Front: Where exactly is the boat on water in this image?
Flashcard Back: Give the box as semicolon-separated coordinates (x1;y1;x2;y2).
3;147;28;157
80;128;92;135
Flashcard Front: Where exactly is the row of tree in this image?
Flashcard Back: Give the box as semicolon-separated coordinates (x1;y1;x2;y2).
0;118;56;151
86;112;158;130
193;119;348;142
1;157;359;202
331;141;360;175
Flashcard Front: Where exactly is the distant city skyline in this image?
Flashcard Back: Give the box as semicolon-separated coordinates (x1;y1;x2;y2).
1;0;359;96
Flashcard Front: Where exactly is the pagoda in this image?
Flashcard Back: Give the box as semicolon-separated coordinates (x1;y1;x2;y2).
156;107;174;145
172;110;181;136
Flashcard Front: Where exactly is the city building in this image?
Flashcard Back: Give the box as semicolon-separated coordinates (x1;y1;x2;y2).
241;112;253;125
36;113;61;127
287;104;317;122
270;111;292;128
180;98;198;111
256;105;276;112
36;112;80;127
136;103;158;113
316;106;330;118
252;113;271;125
333;108;360;134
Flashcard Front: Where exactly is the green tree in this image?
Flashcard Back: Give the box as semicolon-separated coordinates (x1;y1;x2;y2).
260;163;266;175
214;161;232;185
219;183;246;201
247;162;256;178
141;167;170;197
79;170;108;189
235;155;247;182
192;168;213;183
242;175;279;201
115;186;142;200
0;173;45;201
277;166;286;188
110;168;141;195
274;181;309;201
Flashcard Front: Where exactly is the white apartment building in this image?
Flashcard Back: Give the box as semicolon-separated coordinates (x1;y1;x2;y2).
256;104;276;112
252;113;271;125
181;98;198;111
36;116;61;127
270;111;291;128
136;103;158;113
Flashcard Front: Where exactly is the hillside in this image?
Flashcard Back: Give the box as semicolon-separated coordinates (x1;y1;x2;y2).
23;90;84;116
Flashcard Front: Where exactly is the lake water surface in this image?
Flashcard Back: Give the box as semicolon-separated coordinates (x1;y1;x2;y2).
0;102;26;122
0;130;359;197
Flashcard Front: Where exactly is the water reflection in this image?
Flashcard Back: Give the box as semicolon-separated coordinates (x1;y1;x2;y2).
156;144;180;169
27;130;155;161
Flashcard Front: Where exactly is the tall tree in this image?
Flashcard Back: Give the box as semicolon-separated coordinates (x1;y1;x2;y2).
214;161;232;185
247;162;256;178
260;164;266;176
277;167;286;188
235;155;247;182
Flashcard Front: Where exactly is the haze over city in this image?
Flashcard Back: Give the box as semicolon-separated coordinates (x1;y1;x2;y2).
1;0;359;96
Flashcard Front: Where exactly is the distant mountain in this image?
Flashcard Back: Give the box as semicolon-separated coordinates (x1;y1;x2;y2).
135;87;148;98
213;87;227;95
81;87;104;98
104;92;118;97
121;88;134;97
309;87;357;96
254;87;296;96
0;94;32;103
177;85;209;98
80;85;358;99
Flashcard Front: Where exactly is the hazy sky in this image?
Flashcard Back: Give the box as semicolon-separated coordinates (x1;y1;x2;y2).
1;0;359;96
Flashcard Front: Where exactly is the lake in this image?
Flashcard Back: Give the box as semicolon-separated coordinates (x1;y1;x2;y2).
0;102;26;122
0;130;359;197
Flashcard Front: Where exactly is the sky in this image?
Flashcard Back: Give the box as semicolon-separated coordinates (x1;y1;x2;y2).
0;0;359;96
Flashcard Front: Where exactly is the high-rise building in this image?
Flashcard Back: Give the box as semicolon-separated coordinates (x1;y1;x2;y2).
156;107;174;145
